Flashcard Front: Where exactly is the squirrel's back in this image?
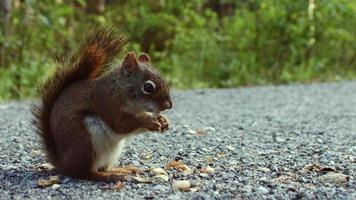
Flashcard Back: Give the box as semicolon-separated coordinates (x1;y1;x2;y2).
32;27;127;166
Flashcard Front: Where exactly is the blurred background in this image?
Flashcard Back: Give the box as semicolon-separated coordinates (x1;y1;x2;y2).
0;0;355;101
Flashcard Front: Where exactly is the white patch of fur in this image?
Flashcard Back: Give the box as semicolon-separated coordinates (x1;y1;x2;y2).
84;115;144;171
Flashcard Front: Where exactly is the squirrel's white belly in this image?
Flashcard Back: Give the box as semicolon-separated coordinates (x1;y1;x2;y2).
84;115;127;171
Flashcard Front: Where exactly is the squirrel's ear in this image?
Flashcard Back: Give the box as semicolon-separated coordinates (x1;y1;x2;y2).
138;53;151;63
121;52;139;76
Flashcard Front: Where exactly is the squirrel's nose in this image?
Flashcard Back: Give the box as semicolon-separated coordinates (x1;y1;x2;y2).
163;101;172;110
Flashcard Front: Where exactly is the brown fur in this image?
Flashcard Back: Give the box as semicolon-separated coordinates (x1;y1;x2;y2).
32;26;172;182
32;27;126;176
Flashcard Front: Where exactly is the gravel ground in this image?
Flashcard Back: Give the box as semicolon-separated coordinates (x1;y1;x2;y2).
0;81;355;199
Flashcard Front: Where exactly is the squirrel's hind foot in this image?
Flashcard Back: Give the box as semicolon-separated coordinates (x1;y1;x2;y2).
88;171;128;183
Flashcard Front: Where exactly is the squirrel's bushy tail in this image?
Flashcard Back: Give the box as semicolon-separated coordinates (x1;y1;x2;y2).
32;26;127;166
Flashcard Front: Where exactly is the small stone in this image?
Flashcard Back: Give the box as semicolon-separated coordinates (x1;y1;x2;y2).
343;168;350;175
242;185;253;193
51;184;61;189
172;180;191;192
259;177;268;182
203;126;216;132
132;160;140;166
271;166;279;172
113;181;125;190
217;153;225;158
31;149;42;156
140;152;153;160
258;167;271;173
272;175;294;184
154;174;169;182
37;176;60;187
199;166;215;174
305;184;316;190
206;157;214;163
257;186;269;194
318;173;349;184
275;137;285;142
186;129;196;134
30;180;38;188
152;185;167;191
167;194;181;200
182;168;193;175
165;160;191;173
346;155;354;162
303;163;336;173
37;163;55;171
195;129;206;136
199;173;209;178
132;176;152;183
189;186;201;192
226;146;235;151
0;105;9;109
151;168;168;176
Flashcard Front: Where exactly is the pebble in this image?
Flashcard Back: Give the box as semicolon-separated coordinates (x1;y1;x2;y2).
37;163;55;171
152;185;167;191
51;184;61;189
132;160;140;166
199;166;215;174
167;194;181;200
259;177;268;182
318;173;349;184
151;168;168;176
189;186;201;192
182;170;193;176
132;176;152;183
258;167;271;173
154;174;169;182
257;186;269;194
271;166;280;172
242;185;253;193
226;146;235;151
172;180;191;192
186;129;196;134
199;173;209;178
37;176;60;187
203;127;216;132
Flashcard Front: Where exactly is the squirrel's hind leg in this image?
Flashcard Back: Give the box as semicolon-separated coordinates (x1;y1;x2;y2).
54;118;97;180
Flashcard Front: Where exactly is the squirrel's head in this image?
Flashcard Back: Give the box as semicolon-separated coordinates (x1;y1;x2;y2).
117;52;172;114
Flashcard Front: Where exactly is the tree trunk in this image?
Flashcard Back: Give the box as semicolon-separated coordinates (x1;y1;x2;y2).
86;0;105;14
0;0;12;68
204;0;236;18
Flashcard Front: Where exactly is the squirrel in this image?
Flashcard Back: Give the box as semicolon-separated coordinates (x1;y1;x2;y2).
32;27;172;182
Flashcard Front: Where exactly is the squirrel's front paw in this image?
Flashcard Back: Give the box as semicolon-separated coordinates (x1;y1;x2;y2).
157;115;169;132
143;117;162;132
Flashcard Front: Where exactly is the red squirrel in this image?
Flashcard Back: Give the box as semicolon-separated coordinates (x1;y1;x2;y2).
32;27;172;182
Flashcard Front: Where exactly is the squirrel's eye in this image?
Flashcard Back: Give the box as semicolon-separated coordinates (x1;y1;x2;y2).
142;80;156;94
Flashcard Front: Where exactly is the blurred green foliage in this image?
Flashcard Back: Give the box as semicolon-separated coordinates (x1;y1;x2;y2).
0;0;355;100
